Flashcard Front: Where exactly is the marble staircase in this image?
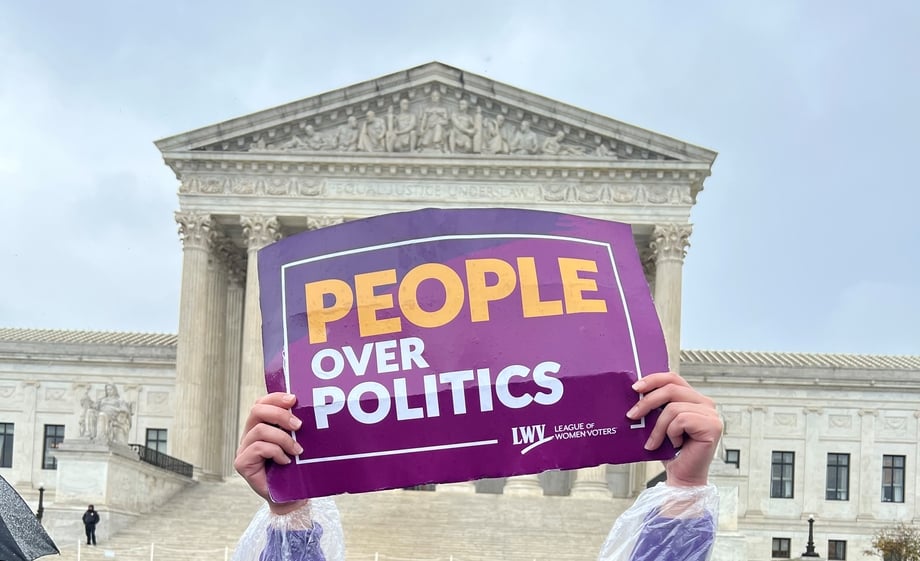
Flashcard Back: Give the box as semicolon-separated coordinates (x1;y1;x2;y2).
48;477;633;561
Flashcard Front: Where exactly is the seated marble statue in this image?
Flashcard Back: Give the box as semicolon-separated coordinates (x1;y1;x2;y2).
80;384;135;445
510;121;539;155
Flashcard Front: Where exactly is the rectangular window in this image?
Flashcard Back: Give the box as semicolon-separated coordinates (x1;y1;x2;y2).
828;540;847;560
826;453;850;500
725;448;740;468
145;428;167;454
42;425;65;470
0;423;13;468
771;451;795;498
772;537;791;559
882;455;906;503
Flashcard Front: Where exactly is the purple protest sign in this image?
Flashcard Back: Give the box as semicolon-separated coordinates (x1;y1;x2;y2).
258;208;674;501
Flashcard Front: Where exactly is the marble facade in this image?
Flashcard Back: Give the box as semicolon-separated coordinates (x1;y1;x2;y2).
1;330;918;560
155;61;715;485
4;63;916;560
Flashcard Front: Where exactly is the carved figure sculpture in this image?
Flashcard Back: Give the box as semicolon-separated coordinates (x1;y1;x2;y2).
357;111;387;152
542;131;565;155
302;125;330;150
248;137;269;152
279;125;328;151
448;99;482;153
594;140;618;158
78;391;98;439
80;384;135;445
542;131;584;156
483;114;510;154
417;91;449;153
510;121;539;155
385;99;417;152
335;116;360;152
279;135;306;150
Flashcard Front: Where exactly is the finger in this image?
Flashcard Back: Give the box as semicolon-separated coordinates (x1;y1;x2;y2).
627;384;714;420
242;394;300;434
632;372;689;393
233;440;293;493
644;403;720;450
664;410;720;449
237;423;303;458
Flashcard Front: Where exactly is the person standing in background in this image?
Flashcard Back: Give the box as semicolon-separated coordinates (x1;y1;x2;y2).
82;504;100;546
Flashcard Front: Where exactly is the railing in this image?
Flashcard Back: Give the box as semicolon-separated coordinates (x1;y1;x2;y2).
129;444;193;478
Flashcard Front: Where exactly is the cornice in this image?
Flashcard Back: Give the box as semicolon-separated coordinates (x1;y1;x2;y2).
162;149;712;171
173;174;698;213
162;151;710;196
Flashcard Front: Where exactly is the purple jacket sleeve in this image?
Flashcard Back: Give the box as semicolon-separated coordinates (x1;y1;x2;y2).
260;522;326;561
628;512;715;561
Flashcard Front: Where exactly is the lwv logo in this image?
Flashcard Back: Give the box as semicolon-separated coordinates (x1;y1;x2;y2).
512;424;555;455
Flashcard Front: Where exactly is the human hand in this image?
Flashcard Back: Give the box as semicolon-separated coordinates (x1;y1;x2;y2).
625;372;722;487
233;392;308;514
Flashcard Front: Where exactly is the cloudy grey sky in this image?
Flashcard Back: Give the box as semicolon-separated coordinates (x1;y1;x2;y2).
1;1;917;356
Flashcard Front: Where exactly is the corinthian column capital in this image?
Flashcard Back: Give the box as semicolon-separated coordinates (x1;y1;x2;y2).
307;215;346;231
209;229;239;267
650;223;693;264
241;215;281;250
175;211;213;250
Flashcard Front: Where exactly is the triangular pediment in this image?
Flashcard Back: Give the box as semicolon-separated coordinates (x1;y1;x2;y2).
156;62;715;165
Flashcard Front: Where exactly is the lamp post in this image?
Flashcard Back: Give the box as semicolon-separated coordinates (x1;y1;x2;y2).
36;486;45;522
801;515;820;558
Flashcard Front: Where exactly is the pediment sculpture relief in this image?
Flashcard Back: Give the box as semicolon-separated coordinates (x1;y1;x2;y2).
238;92;670;160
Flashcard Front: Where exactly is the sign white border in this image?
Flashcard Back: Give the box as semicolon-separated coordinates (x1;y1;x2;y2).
278;233;645;465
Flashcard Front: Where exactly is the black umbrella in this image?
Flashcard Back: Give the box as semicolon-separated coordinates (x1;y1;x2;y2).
0;475;59;561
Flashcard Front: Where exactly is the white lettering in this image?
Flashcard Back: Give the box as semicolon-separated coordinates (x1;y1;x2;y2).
347;382;391;424
312;386;346;429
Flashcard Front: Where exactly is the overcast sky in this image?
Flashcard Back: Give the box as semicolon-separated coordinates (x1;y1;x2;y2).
1;1;917;356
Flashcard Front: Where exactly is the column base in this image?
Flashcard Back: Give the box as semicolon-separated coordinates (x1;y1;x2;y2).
569;481;612;499
503;475;543;496
435;481;477;493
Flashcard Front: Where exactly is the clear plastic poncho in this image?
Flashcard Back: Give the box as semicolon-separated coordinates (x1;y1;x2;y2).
598;483;719;561
232;497;345;561
232;483;717;561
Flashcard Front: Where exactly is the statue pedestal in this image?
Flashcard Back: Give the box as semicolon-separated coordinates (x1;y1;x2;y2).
52;439;138;507
43;439;192;547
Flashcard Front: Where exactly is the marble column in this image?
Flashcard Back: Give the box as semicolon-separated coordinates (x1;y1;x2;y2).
649;223;692;373
198;232;230;480
503;474;543;496
857;409;878;521
637;223;691;488
801;407;823;516
914;411;920;523
607;464;632;497
569;465;611;498
238;215;282;438
746;406;767;516
222;254;245;476
22;381;39;472
173;211;213;471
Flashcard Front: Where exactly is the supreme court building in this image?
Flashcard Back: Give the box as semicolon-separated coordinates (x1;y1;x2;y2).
2;62;919;561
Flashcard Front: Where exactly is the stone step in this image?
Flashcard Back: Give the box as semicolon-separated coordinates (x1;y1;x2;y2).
49;477;632;561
